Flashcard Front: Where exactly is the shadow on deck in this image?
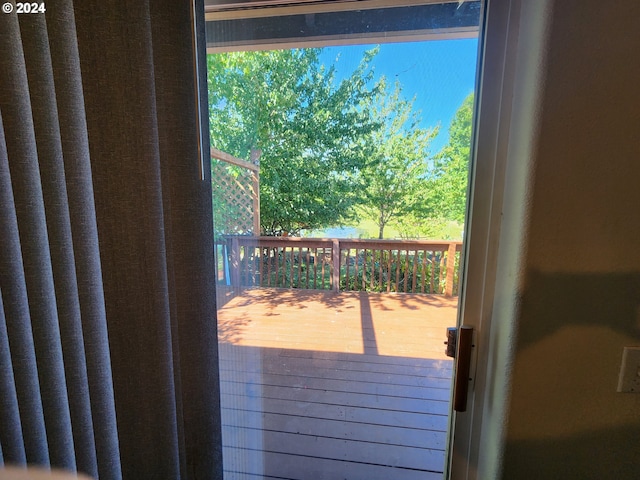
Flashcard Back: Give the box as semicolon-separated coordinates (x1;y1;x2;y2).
217;288;458;480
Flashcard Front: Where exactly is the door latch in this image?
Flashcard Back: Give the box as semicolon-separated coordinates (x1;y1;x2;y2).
444;326;474;412
445;327;457;358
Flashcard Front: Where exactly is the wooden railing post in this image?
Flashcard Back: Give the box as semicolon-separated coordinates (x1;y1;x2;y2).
445;241;457;297
332;239;340;291
250;148;261;235
230;236;240;289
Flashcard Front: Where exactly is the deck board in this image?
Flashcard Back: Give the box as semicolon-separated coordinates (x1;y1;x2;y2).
219;361;450;387
221;373;451;399
222;398;449;431
222;448;445;480
222;428;445;471
220;411;445;449
217;288;458;479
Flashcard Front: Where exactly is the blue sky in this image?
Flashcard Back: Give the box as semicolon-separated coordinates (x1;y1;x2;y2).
319;38;479;152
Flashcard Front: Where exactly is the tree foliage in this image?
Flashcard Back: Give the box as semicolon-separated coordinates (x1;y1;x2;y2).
430;93;474;223
207;48;380;236
368;92;474;240
208;48;474;239
357;79;437;238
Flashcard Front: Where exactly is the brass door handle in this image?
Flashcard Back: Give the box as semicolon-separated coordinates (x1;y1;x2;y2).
452;326;474;412
445;326;474;412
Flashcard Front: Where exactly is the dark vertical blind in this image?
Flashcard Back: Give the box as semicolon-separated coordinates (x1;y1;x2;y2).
0;1;222;478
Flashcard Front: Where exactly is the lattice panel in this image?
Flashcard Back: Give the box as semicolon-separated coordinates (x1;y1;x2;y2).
212;159;258;236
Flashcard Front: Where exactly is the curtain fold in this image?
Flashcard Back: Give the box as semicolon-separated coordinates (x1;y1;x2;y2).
0;0;222;478
0;16;59;468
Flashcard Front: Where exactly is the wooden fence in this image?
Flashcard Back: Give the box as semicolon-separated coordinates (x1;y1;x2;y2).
216;237;463;297
211;147;260;235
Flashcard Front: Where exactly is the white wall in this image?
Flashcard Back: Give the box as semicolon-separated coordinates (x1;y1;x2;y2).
489;0;640;477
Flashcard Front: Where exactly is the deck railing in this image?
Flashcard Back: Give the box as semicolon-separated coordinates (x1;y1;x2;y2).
216;236;463;296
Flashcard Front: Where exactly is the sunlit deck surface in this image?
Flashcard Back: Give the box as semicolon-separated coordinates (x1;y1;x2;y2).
217;288;458;480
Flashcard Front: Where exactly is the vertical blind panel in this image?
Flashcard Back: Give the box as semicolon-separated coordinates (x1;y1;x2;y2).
45;1;123;478
0;285;26;465
6;13;77;471
74;0;183;477
1;0;222;477
19;12;98;477
0;116;28;466
151;0;224;476
0;14;53;468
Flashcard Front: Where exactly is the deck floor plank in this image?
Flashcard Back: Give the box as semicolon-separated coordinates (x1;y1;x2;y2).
222;448;444;480
220;411;446;449
220;373;452;399
221;385;449;414
220;358;452;394
222;398;449;432
218;288;458;479
219;360;452;387
222;428;445;471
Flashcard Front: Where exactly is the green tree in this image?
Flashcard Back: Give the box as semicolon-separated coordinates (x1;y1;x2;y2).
207;48;380;236
357;79;437;239
430;93;474;223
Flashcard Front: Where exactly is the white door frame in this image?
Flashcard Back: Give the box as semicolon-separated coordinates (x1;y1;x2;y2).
447;0;552;478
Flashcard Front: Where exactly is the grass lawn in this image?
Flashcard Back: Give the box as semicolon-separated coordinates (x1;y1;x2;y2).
305;218;463;241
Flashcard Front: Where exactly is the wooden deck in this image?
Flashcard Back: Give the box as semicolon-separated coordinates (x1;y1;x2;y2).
217;288;458;480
